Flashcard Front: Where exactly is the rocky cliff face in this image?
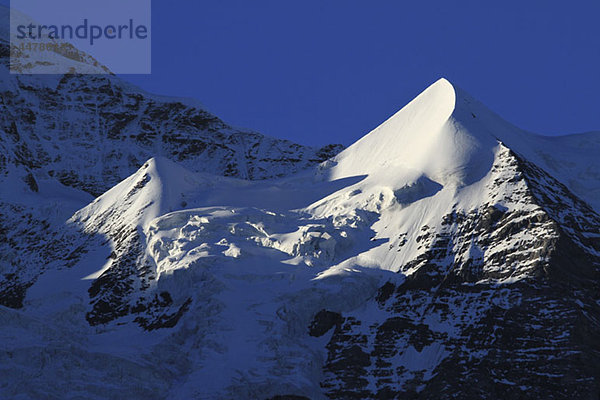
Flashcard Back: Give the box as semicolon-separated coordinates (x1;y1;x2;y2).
316;145;600;399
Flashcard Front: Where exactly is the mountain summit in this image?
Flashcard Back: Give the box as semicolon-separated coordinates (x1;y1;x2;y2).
328;78;600;210
1;77;600;399
328;78;494;185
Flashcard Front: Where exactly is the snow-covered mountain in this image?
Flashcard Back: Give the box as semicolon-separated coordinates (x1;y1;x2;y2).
0;60;341;197
0;0;340;318
0;7;341;197
1;75;600;399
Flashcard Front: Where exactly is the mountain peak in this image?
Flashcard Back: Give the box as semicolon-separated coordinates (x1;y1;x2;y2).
72;157;201;232
426;76;456;96
325;78;497;188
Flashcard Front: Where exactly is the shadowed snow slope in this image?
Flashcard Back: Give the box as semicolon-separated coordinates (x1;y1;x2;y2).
2;78;600;399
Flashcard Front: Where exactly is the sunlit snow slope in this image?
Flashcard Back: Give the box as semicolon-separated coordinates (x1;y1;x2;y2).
2;78;600;399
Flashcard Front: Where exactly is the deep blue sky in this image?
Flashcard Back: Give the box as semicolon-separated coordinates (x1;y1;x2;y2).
123;1;599;147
